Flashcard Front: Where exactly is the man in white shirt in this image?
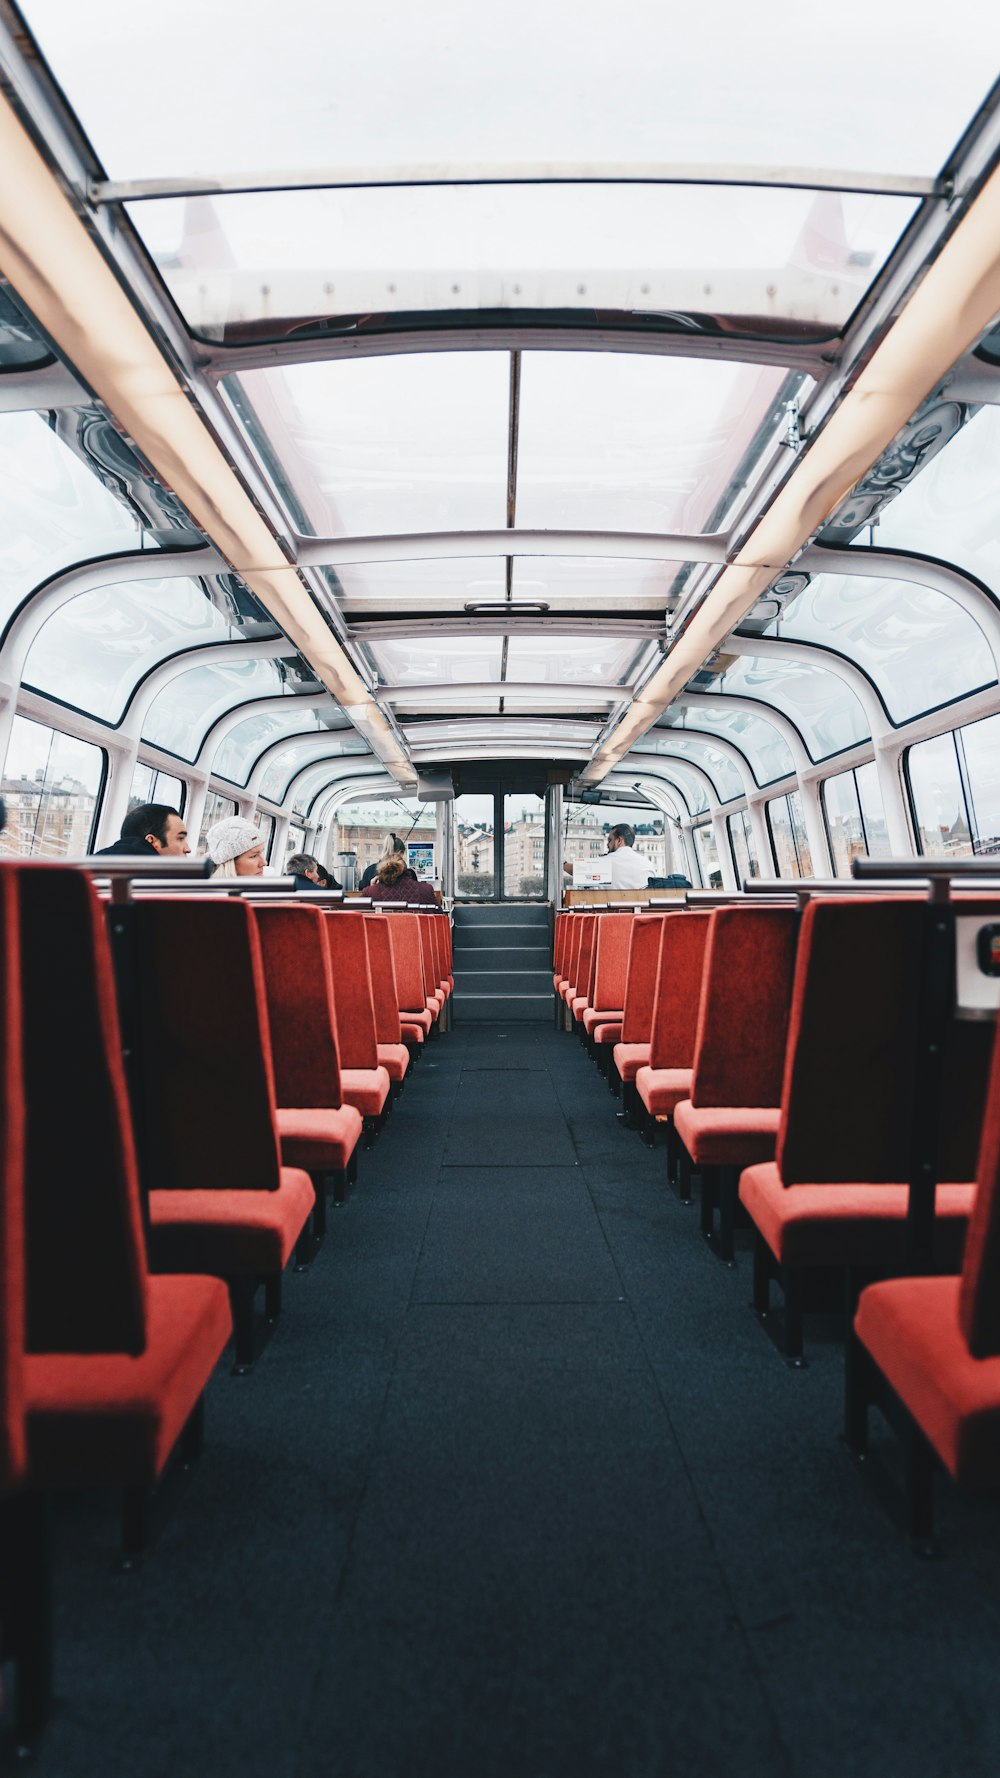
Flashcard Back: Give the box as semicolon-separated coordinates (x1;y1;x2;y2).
564;823;654;889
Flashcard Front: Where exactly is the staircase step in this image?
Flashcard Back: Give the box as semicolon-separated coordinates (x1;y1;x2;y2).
453;903;550;927
453;992;553;1023
454;969;553;994
452;944;551;969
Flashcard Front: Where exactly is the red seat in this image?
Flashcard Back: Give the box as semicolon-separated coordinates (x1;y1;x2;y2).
582;915;631;1053
130;896;315;1367
364;915;412;1084
848;1012;1000;1540
385;916;435;1035
634;910;710;1126
254;902;364;1211
613;913;668;1116
324;913;392;1125
739;897;994;1357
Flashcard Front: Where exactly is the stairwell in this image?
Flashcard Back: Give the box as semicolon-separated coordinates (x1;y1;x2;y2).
451;903;553;1022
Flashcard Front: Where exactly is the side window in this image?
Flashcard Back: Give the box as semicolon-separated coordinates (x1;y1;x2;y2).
0;713;106;857
129;761;186;813
766;791;812;879
198;790;238;852
693;821;721;888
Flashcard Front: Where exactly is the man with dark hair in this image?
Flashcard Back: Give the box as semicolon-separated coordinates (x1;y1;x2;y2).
96;802;190;858
285;852;341;890
563;820;654;889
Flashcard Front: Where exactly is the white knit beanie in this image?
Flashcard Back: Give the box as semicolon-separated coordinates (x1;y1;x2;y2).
207;817;262;865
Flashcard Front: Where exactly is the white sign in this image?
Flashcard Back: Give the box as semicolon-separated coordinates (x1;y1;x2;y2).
573;859;612;888
407;840;436;883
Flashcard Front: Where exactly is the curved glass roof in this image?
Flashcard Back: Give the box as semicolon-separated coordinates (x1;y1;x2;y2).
258;732;371;802
754;571;996;723
865;405;1000;597
629;732;745;802
22;576;277;723
29;0;992;179
700;653;870;761
331;556;700;617
213;701;349;786
229;351;791;538
629;756;709;816
660;702;795;786
142;654;317;760
0;411;140;629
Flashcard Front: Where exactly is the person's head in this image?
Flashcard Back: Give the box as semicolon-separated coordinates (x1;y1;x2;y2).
121;802;190;855
206;817;267;878
608;823;635;852
286;851;323;884
381;831;405;861
376;853;408;886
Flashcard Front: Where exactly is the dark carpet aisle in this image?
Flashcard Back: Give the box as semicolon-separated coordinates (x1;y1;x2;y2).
29;1024;1000;1778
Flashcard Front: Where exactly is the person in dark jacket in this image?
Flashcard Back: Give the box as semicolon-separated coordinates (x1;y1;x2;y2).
285;852;341;890
358;831;402;890
95;802;190;857
361;852;437;906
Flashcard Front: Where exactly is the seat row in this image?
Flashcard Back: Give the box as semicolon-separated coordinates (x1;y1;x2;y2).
0;862;452;1748
553;896;1000;1548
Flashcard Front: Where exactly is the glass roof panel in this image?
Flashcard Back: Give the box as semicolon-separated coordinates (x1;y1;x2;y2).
631;732;744;801
328;556;688;616
756;572;995;722
213;701;348;786
403;717;599;744
228;354;509;536
366;635;504;686
660;702;795;786
626;756;709;815
26;0;993;179
0;412;141;630
259;733;371;802
864;406;1000;598
129;186;914;338
22;576;277;723
504;635;644;684
703;654;870;761
142;655;317;760
515;354;791;534
0;283;52;370
288;758;389;813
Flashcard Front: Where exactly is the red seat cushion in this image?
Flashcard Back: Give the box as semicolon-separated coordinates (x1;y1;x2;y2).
148;1168;316;1276
674;1101;780;1166
593;1021;623;1046
277;1105;363;1170
739;1162;973;1268
24;1274;232;1487
584;1006;623;1036
855;1276;1000;1485
571;995;588;1018
635;1066;693;1117
402;1007;433;1034
340;1065;391;1117
377;1042;410;1082
400;1020;426;1044
613;1041;651;1083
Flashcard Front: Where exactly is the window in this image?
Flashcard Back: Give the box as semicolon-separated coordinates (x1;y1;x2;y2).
767;791;813;879
693;822;722;889
142;655;314;761
867;405;1000;599
0;714;105;857
821;761;890;876
129;761;186;813
907;711;1000;859
198;791;238;852
727;808;759;884
661;702;795;787
256;812;275;861
708;654;870;762
286;825;308;860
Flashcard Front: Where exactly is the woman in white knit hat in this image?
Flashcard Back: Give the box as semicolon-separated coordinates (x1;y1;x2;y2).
206;817;267;879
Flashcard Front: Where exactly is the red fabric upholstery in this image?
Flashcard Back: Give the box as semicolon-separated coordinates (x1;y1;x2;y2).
613;1041;651;1082
133;898;282;1193
417;916;444;1014
593;1021;623;1046
552;912;571;982
648;911;710;1070
635;1066;693;1117
584;1005;623;1036
149;1168;316;1275
739;1163;972;1267
386;919;435;1029
855;1278;1000;1484
277;1105;363;1171
673;1101;780;1166
0;868;25;1488
400;1019;426;1044
690;907;797;1109
340;1065;391;1117
575;919;599;1020
591;916;633;1014
377;1042;411;1082
561;918;586;1004
960;1011;1000;1357
25;1274;232;1488
324;913;380;1069
254;903;345;1109
619;915;668;1044
22;867;147;1354
364;917;406;1045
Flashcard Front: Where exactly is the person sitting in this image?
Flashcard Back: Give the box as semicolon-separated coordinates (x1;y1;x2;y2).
563;822;653;890
96;802;191;857
361;848;436;906
206;817;267;878
285;851;341;891
359;832;402;891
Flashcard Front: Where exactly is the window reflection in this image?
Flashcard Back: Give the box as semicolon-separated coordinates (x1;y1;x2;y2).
693;822;722;888
197;790;237;854
908;711;1000;859
727;808;759;883
0;713;105;857
129;760;185;813
767;790;812;878
821;761;889;876
870;407;1000;600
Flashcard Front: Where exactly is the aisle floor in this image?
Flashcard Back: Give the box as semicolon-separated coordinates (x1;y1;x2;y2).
26;1023;1000;1778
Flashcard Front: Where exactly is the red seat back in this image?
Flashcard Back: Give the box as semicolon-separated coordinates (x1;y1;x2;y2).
0;868;26;1487
690;906;798;1110
363;916;404;1044
133;897;282;1192
573;917;598;1009
324;913;379;1069
961;1017;1000;1357
21;865;147;1352
648;911;711;1070
553;912;570;977
386;916;429;1015
416;915;439;1002
591;915;633;1013
620;914;667;1043
253;903;344;1109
